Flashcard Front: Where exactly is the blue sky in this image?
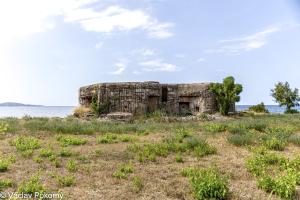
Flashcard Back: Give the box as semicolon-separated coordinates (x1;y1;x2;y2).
0;0;300;106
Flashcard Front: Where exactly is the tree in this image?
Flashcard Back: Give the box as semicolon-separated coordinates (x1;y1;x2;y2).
271;82;300;114
210;76;243;116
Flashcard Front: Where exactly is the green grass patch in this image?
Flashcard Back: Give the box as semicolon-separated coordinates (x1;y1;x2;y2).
56;135;87;146
66;159;77;172
246;148;299;199
11;136;41;152
97;133;136;144
288;135;300;146
263;138;286;151
18;174;45;196
112;162;134;179
182;167;228;200
56;175;75;187
227;133;255;146
0;179;13;190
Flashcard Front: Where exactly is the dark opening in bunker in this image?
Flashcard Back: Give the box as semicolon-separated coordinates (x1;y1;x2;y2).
162;87;168;102
179;102;190;115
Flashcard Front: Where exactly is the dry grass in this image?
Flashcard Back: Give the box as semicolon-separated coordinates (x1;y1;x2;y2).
0;116;299;200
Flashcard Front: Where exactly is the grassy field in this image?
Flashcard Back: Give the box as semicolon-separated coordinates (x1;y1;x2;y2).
0;114;299;200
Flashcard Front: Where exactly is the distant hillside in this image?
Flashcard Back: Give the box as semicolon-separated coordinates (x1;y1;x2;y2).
0;102;43;107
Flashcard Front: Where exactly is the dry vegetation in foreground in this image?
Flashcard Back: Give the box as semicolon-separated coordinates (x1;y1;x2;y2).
0;114;300;200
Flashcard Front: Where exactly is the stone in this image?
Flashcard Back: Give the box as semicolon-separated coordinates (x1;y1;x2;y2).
107;112;133;122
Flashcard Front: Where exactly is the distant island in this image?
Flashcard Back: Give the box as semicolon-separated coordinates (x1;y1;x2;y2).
0;102;43;107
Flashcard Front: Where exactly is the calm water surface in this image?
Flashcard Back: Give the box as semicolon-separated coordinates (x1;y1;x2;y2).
0;106;75;118
0;105;299;118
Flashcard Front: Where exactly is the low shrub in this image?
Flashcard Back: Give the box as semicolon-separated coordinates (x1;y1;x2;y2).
39;148;55;158
132;176;144;192
284;109;299;114
97;134;136;144
193;141;217;158
56;175;75;187
0;122;8;134
18;174;45;196
66;159;77;172
263;138;286;151
202;123;227;133
59;148;73;157
246;149;299;199
112;162;134;179
56;135;87;146
11;136;41;152
248;103;269;113
0;179;13;190
227;133;255;146
73;106;91;118
288;135;300;146
182;167;228;200
0;160;9;172
175;153;184;163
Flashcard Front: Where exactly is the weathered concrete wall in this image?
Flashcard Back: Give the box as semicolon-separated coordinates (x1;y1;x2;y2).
79;81;221;115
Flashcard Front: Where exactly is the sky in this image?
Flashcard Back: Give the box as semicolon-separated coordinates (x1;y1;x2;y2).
0;0;300;106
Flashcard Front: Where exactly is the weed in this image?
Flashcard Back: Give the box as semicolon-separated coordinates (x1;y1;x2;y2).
288;135;300;146
95;149;102;157
59;148;73;157
39;148;55;158
66;159;77;172
0;160;9;172
175;153;184;163
182;167;228;200
227;133;255;146
0;179;13;190
202;123;227;133
56;135;87;146
18;174;45;196
132;176;144;192
97;134;118;143
113;162;133;179
263;138;286;151
11;136;40;152
56;175;76;187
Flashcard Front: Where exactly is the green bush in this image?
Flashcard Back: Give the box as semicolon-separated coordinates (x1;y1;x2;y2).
0;179;13;190
284;109;299;114
59;148;74;157
132;176;144;192
39;148;55;158
56;135;87;146
56;175;75;187
112;162;133;179
288;135;300;146
11;136;41;152
18;174;45;196
202;123;227;133
182;167;228;200
263;138;286;151
175;153;184;163
210;76;243;116
66;159;77;172
0;160;9;172
248;103;269;113
227;133;255;146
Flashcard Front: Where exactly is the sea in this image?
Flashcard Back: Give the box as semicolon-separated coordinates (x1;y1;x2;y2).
0;105;299;118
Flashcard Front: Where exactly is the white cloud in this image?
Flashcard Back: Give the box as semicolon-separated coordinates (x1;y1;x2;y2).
110;62;126;75
95;41;103;49
0;0;173;49
134;48;155;56
0;0;98;45
139;59;180;72
64;5;174;39
196;58;206;62
205;23;298;55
